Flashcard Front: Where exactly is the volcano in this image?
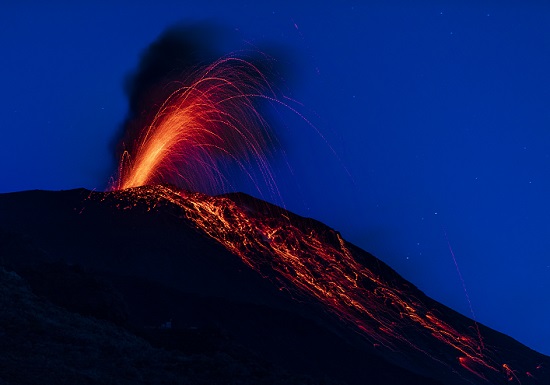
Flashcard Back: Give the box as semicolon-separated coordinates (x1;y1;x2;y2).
0;186;548;385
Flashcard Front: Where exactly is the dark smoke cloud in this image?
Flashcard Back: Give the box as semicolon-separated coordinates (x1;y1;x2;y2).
111;22;294;189
124;23;221;125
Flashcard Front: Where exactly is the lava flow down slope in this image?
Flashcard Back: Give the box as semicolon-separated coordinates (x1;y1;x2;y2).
91;186;550;385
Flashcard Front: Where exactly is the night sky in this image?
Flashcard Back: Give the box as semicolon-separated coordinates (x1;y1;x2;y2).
2;2;549;356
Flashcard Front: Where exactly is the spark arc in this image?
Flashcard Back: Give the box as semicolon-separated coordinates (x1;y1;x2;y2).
113;56;277;197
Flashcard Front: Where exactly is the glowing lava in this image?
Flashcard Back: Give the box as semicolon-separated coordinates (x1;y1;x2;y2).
113;56;278;197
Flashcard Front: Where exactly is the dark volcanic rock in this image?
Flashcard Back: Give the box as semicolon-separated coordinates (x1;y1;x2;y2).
18;262;130;327
0;266;343;385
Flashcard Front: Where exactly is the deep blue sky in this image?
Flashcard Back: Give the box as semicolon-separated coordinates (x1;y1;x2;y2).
2;2;549;355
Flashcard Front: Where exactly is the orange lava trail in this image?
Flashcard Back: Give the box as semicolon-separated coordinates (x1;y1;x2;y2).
105;186;525;384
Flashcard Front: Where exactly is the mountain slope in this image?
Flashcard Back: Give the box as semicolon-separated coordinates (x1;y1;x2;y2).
0;264;348;385
0;187;548;385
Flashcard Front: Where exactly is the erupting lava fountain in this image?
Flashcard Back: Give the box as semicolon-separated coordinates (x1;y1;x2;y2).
112;55;279;197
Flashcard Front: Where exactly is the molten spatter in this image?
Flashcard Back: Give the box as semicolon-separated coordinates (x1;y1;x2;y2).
112;56;278;197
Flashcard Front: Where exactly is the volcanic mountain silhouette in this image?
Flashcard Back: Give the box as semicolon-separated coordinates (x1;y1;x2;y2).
0;186;548;385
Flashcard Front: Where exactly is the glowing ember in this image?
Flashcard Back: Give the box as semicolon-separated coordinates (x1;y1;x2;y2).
113;56;278;197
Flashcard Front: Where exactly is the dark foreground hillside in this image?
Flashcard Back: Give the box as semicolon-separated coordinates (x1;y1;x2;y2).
0;264;345;385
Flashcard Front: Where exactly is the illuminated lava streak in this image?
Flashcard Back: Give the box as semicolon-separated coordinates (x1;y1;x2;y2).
113;56;278;197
